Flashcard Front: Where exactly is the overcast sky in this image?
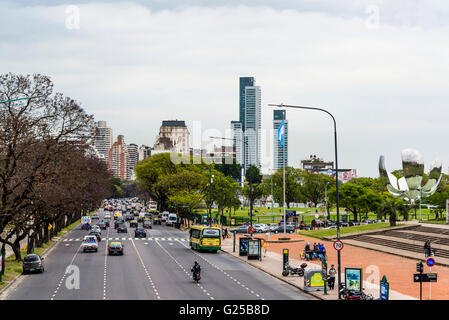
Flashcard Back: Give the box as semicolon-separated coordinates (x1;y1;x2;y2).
2;1;449;177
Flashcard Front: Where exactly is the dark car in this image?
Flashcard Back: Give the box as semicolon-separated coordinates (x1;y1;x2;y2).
135;227;146;238
22;254;44;274
272;225;295;234
125;213;134;221
153;217;161;225
97;221;107;230
143;220;152;229
89;229;102;241
114;218;124;229
108;242;124;255
230;225;249;234
129;220;138;228
103;218;110;227
117;223;127;233
349;220;360;226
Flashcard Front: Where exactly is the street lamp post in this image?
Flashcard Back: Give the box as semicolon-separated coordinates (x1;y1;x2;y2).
325;181;330;227
269;103;342;299
209;136;254;227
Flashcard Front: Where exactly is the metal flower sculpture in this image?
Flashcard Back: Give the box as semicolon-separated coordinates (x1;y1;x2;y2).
379;149;442;203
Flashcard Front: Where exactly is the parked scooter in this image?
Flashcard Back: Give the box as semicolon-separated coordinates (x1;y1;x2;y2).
282;263;307;277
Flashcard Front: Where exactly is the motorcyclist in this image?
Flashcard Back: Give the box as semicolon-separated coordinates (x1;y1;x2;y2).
191;261;201;280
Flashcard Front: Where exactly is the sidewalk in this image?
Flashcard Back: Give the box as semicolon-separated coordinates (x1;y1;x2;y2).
222;233;429;300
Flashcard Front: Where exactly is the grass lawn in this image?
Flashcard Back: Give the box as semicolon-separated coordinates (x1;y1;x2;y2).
297;222;395;239
0;211;94;291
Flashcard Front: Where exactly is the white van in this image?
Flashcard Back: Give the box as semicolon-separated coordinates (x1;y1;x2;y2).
161;211;169;222
166;213;177;226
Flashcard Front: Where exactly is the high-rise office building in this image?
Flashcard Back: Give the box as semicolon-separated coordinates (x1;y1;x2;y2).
108;135;129;180
92;121;113;163
244;85;261;170
231;121;244;166
127;143;138;180
231;77;261;171
239;77;255;130
273;109;288;170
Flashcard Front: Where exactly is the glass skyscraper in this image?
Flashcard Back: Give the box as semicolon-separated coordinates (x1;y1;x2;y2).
273;109;288;170
239;77;255;131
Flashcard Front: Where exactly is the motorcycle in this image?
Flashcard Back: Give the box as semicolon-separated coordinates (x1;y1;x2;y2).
339;284;374;300
192;270;201;283
282;263;307;277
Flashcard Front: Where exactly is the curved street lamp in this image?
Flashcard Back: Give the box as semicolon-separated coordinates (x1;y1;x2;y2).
268;103;342;299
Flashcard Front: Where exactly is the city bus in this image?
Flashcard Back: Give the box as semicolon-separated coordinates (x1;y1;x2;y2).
189;225;221;253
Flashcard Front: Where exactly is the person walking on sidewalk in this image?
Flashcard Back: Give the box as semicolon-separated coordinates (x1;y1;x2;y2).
328;264;337;290
262;240;267;257
424;240;432;258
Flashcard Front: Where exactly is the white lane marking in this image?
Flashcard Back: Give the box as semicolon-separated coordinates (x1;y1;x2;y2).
103;226;111;300
176;238;264;300
154;239;214;300
128;233;161;299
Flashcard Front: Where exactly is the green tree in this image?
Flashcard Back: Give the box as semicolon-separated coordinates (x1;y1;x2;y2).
298;171;334;207
270;167;301;208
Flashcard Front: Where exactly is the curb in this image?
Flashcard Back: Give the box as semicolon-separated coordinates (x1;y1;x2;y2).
219;249;326;300
0;215;89;298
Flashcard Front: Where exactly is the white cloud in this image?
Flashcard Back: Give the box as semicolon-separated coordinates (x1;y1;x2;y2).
1;2;449;176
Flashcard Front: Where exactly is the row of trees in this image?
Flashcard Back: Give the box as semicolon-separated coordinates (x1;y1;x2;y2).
0;73;113;268
135;152;449;227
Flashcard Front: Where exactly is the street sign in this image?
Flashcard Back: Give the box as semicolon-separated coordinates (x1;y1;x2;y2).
426;258;435;267
333;240;344;251
414;273;438;283
283;249;289;272
248;226;255;234
380;275;389;300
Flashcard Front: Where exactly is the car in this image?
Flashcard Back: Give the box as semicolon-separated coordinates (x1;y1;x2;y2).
91;213;100;220
143;220;152;229
153;216;161;225
135;227;146;238
104;212;111;219
349;220;360;226
254;224;269;233
114;218;124;229
108;242;124;255
22;254;44;274
230;225;249;234
129;220;138;228
161;211;169;222
97;221;107;230
166;213;177;226
82;235;98;252
89;229;102;241
125;213;134;221
340;222;349;227
103;218;110;227
117;223;127;233
268;223;278;232
272;225;295;234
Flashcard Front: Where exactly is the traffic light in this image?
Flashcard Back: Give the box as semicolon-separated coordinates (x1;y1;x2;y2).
417;262;423;273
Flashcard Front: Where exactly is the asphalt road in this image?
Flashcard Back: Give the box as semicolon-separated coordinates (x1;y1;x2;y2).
2;209;312;300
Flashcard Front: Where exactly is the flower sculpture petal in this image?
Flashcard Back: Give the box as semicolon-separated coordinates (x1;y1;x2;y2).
379;149;442;203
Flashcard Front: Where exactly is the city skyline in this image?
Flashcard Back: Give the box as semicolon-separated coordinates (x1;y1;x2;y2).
3;1;449;177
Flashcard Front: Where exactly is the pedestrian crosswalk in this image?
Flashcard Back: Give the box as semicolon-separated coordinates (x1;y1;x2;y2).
63;237;188;242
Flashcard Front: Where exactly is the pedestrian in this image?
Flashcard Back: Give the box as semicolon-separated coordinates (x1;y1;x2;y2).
304;242;312;261
328;265;337;290
424;240;432;258
262;240;267;257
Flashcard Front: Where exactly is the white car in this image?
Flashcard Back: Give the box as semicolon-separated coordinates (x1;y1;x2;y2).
166;213;177;226
161;211;169;222
254;224;269;233
269;223;278;232
82;235;98;252
104;212;111;219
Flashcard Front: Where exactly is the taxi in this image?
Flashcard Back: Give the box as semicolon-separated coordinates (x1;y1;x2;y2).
108;241;124;255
